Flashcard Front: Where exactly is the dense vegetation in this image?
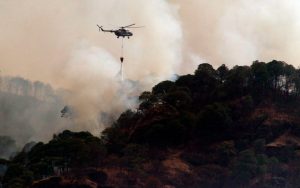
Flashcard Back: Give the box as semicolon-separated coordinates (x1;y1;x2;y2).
0;76;63;101
2;60;300;187
0;76;70;153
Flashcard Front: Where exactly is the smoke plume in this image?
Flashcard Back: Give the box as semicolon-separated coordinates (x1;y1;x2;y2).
175;0;300;69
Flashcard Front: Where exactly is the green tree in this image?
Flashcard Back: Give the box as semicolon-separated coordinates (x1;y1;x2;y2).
291;69;300;96
152;80;175;95
217;64;229;82
3;164;34;188
164;90;192;109
195;63;217;78
101;124;129;154
194;63;218;90
139;91;152;102
283;64;296;95
175;74;195;88
251;61;269;96
267;60;285;90
133;119;186;147
225;65;251;97
196;103;232;141
192;63;220;105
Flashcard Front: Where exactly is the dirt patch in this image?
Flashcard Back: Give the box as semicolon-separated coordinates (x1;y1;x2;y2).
251;104;295;125
163;151;191;176
267;131;300;147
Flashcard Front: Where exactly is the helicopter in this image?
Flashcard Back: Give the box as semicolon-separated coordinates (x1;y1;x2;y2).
97;24;143;39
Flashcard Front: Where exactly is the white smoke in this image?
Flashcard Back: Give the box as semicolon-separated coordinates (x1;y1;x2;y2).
174;0;300;69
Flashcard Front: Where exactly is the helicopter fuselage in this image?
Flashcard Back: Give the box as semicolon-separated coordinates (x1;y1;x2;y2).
98;24;138;39
114;29;133;38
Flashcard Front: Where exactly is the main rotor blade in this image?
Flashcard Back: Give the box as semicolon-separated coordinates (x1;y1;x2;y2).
127;26;145;28
121;23;136;28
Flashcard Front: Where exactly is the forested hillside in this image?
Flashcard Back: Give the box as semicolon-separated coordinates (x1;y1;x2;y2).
0;76;70;158
0;76;64;102
2;60;300;188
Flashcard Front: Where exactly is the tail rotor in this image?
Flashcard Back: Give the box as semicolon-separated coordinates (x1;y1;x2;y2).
97;25;102;32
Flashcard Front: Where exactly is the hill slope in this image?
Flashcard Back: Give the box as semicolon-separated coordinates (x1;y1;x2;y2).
2;60;300;188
